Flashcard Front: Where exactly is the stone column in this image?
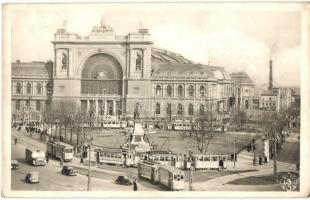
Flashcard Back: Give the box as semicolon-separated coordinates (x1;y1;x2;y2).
95;100;98;116
104;100;107;115
86;100;89;114
113;100;116;116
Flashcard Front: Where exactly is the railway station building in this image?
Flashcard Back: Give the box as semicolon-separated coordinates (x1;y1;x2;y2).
11;20;253;121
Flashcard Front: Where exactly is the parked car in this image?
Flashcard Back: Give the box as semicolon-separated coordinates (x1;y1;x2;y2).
25;171;39;183
61;166;77;176
11;160;19;170
115;176;133;185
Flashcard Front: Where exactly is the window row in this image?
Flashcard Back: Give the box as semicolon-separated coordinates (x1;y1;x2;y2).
155;84;208;98
155;103;206;116
14;82;43;95
15;100;41;111
261;102;275;107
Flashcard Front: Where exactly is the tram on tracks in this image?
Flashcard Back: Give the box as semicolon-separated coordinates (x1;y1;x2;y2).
141;151;184;169
46;141;74;161
158;165;185;191
138;161;185;191
191;154;228;170
95;147;140;167
138;160;160;184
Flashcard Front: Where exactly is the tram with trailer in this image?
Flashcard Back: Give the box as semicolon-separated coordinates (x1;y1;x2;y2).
158;165;185;191
46;141;74;161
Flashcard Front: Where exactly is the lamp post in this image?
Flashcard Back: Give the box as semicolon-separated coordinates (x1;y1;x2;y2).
87;109;94;191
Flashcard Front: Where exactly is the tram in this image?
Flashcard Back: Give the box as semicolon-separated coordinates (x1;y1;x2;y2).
95;148;140;167
138;160;160;184
191;154;227;170
95;147;124;166
158;165;185;191
141;151;184;169
46;141;74;161
102;120;121;129
173;122;192;131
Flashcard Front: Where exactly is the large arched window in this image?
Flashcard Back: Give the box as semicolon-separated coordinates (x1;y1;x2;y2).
16;82;22;94
177;104;183;115
36;83;42;94
188;104;194;115
156;103;161;115
26;83;32;94
166;103;172;116
199;104;205;115
156;85;162;97
188;85;195;97
199;85;205;98
177;85;184;98
167;85;173;97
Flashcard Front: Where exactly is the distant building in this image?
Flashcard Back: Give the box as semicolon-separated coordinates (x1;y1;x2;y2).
230;72;255;110
259;89;278;111
11;60;53;121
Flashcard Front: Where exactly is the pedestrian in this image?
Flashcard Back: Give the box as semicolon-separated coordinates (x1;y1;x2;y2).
133;180;138;191
60;156;64;167
46;153;49;163
219;160;224;171
80;156;84;164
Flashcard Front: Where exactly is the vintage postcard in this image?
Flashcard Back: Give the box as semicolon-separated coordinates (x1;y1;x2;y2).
2;2;310;198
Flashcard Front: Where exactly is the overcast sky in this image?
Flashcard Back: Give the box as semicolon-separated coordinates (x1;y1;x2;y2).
10;4;301;87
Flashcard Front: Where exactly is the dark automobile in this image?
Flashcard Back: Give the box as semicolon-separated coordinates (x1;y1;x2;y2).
25;171;39;183
61;166;77;176
115;176;133;185
11;160;19;170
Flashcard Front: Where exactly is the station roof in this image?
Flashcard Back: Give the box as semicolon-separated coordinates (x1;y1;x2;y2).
12;61;53;78
230;72;255;85
151;48;232;81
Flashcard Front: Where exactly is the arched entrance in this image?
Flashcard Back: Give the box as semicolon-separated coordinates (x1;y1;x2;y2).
80;53;123;116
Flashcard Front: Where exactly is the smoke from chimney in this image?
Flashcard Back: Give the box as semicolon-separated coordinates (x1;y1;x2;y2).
268;60;273;90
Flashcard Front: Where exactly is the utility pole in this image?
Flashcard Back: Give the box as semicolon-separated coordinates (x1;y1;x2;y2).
273;128;278;182
189;166;193;191
233;135;236;168
87;110;94;191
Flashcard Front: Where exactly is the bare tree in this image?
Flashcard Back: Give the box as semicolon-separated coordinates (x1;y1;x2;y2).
231;109;247;130
190;109;216;154
261;108;290;181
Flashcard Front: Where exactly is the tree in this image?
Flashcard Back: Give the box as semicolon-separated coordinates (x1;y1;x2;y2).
191;109;216;154
261;108;290;181
231;109;247;130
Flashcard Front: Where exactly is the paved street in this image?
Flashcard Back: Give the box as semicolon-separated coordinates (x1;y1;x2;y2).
11;136;162;191
11;129;299;192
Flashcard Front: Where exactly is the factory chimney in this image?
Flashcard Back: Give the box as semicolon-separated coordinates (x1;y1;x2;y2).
268;60;273;90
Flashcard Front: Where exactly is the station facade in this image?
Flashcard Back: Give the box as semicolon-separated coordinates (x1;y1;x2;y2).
11;21;256;121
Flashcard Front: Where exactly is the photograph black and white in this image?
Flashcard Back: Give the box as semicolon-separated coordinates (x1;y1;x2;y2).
2;2;310;198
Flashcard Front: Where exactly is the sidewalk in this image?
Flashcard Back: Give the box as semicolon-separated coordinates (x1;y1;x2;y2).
192;133;298;191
